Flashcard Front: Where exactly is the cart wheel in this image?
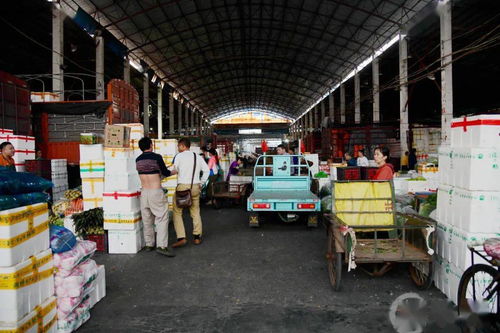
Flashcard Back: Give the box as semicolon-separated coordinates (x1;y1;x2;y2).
249;213;260;228
307;214;318;228
409;261;434;290
326;227;342;291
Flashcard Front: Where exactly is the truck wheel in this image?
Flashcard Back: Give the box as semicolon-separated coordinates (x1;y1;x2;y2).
249;213;260;228
307;214;318;228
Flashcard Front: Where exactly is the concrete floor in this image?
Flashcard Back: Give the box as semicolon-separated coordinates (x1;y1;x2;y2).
79;206;461;333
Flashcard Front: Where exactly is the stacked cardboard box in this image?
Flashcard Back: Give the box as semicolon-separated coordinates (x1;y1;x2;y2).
435;114;500;304
0;203;57;332
80;144;105;211
117;123;144;158
103;124;143;254
0;130;36;172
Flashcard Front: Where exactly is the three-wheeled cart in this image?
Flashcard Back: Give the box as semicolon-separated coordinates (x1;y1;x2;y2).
325;180;436;290
247;155;320;227
210;181;249;209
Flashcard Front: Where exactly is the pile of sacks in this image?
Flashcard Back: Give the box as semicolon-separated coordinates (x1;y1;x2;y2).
53;239;106;332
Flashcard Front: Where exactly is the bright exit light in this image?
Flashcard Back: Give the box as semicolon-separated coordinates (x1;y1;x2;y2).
239;129;262;135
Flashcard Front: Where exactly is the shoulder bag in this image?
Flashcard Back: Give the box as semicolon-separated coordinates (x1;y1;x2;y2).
175;152;197;208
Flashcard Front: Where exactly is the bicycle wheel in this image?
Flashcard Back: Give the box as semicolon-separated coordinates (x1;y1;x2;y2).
457;264;499;315
327;227;342;291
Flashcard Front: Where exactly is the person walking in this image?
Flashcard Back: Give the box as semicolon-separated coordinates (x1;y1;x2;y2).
171;138;210;247
135;137;175;257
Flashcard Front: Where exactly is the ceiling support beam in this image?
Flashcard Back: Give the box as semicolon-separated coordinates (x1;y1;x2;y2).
440;0;453;145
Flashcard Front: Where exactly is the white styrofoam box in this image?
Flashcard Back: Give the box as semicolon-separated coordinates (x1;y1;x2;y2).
0;249;55;323
80;160;105;178
104;172;141;192
15;164;25;172
90;265;106;308
433;255;462;305
436;221;500;271
451;114;500;148
450;147;500;191
103;211;141;230
0;203;49;267
0;128;13;135
51;159;67;168
82;178;104;199
104;157;136;174
0;135;35;151
79;144;104;161
103;191;141;213
51;176;68;187
104;147;134;160
438;146;452;185
304;154;319;176
437;184;453;226
83;197;103;211
108;225;144;254
393;177;410;195
153;139;178;156
63;216;76;235
406;179;438;193
116;123;144;141
0;296;57;333
452;187;500;233
161;175;178;189
14;150;35;163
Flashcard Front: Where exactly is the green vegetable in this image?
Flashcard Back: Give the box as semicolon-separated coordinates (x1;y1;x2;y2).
314;171;329;178
72;207;104;237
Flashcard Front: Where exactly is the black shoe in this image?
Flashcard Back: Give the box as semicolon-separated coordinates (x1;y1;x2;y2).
144;246;155;252
156;247;175;257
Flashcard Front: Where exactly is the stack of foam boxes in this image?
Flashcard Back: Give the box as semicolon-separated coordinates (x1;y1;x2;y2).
154;139;178;211
412;127;441;162
0;203;57;333
80;144;105;211
435;114;500;305
51;159;69;201
0;129;36;172
103;145;143;254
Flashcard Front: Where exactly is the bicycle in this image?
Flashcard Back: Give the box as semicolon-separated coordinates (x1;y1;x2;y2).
457;238;500;317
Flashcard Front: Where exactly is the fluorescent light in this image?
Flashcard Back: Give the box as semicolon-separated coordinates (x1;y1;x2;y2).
129;59;143;72
239;129;262;135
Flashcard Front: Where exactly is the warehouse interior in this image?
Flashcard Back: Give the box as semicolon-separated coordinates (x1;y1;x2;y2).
0;0;499;332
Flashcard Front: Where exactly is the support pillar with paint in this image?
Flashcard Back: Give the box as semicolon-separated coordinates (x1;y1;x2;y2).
354;72;361;124
143;73;149;136
157;84;163;139
440;0;453;144
177;99;183;135
95;33;105;100
399;32;409;154
168;93;175;135
328;93;334;126
372;56;380;123
52;4;64;101
123;57;130;84
340;84;346;124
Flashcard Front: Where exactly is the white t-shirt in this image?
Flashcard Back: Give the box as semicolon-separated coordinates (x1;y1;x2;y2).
357;156;369;167
172;151;210;185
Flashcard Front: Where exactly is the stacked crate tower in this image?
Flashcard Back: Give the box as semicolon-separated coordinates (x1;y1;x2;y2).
154;139;178;211
103;124;144;254
0;203;57;332
80;144;105;211
434;114;500;304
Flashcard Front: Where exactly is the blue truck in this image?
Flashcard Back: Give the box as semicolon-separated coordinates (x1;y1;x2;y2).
247;154;321;227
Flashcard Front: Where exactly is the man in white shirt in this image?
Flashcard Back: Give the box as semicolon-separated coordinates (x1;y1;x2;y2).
171;138;210;248
357;149;369;167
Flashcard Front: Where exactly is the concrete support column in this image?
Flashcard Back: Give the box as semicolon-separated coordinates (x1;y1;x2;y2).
308;110;313;133
157;85;163;139
123;57;130;83
340;84;346;124
184;104;189;136
143;74;149;136
320;101;326;128
354;73;361;124
190;106;195;135
177;99;183;135
168;93;175;135
372;56;380;123
440;0;453;144
328;93;334;126
95;34;105;100
399;33;409;154
52;5;64;101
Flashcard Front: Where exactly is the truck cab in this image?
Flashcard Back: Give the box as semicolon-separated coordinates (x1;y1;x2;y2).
247;155;321;227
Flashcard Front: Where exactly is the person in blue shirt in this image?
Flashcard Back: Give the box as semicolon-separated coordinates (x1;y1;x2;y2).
344;152;357;167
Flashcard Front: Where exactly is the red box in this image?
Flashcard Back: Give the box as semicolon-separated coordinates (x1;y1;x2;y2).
85;233;108;253
336;167;361;180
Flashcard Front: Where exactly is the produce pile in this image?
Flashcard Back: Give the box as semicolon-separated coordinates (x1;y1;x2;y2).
49;187;85;227
72;208;104;237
